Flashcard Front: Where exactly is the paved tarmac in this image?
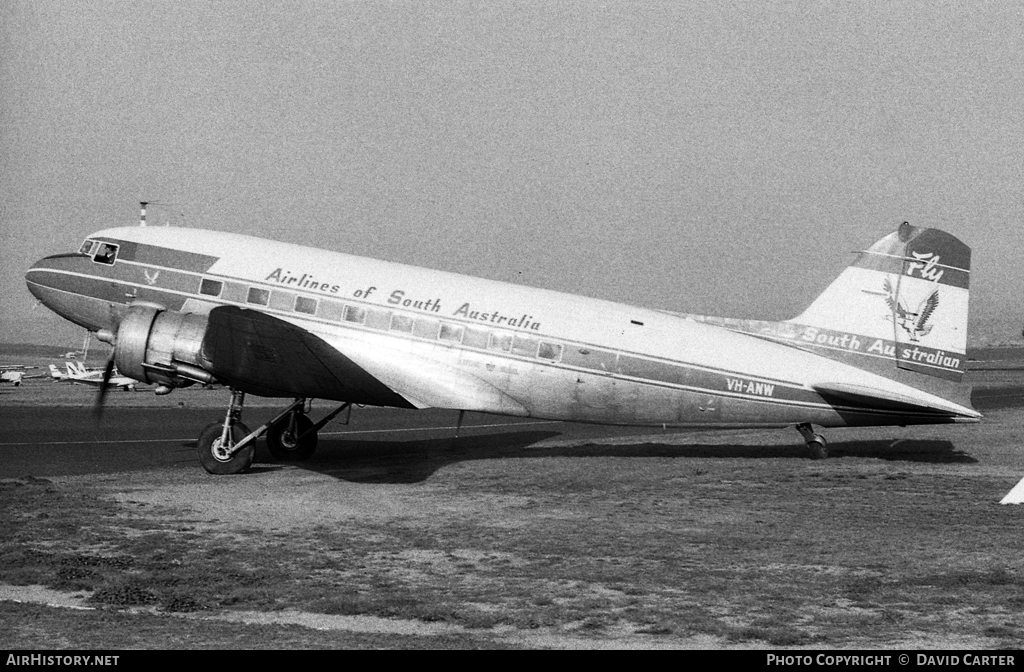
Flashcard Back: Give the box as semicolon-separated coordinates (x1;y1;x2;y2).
0;404;685;478
2;368;1020;479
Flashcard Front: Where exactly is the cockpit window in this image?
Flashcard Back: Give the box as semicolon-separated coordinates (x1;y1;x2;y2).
79;240;98;256
92;242;119;265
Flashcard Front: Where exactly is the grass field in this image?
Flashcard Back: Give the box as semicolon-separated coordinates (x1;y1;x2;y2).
2;349;1024;649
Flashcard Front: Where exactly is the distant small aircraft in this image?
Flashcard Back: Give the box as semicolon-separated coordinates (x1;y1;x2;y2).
26;216;979;474
48;362;139;391
1;365;42;386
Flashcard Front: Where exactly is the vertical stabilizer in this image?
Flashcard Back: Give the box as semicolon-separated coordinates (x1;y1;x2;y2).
788;222;970;382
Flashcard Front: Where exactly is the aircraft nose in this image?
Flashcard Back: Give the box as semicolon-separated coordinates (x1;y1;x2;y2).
25;253;114;332
25;253;81;302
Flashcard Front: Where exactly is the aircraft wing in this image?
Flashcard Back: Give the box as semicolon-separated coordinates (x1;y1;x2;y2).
333;337;530;414
201;306;529;414
66;377;104;386
202;306;415;406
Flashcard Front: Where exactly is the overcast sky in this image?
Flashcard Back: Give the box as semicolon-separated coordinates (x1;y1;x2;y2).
3;1;1022;347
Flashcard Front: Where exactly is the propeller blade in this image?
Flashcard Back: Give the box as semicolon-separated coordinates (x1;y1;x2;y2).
92;352;116;419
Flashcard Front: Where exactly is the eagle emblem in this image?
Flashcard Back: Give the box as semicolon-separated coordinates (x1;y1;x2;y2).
884;278;939;342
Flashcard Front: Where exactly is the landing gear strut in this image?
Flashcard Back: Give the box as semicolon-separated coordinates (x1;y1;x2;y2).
796;422;828;460
197;393;352;474
197;389;255;474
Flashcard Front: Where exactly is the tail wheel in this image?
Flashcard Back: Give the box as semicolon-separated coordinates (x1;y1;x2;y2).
198;421;254;475
266;413;318;462
795;423;829;460
807;434;828;460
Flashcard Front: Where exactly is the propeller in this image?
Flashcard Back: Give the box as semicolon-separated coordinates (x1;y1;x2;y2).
93;349;116;420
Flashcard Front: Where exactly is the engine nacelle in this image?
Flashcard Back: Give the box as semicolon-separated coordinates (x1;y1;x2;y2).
114;305;215;388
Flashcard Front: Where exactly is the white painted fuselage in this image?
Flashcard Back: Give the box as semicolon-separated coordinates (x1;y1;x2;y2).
26;226;979;429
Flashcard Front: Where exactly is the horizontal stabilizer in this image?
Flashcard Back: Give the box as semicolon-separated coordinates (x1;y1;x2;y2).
812;382;980;419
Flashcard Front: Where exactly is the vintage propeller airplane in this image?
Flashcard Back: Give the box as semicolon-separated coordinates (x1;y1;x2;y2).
48;361;140;391
1;365;42;387
26;213;979;474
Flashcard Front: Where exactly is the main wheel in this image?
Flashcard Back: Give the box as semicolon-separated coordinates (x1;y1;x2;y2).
266;413;318;461
197;421;254;474
807;434;828;460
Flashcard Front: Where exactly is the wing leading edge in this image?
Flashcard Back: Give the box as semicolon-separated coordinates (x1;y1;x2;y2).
202;306;415;407
201;306;530;416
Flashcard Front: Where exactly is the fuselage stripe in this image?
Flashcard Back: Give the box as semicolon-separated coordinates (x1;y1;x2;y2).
30;265;849;411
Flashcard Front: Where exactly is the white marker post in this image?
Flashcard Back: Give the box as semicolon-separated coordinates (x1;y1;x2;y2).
999;476;1024;504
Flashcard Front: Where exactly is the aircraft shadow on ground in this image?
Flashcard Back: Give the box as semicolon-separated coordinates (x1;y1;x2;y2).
269;432;975;484
972;386;1024;412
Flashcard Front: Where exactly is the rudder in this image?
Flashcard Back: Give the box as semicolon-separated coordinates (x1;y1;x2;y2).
787;222;970;382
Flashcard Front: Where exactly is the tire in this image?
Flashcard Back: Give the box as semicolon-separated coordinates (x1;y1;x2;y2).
197;421;254;474
266;414;318;461
807;436;828;460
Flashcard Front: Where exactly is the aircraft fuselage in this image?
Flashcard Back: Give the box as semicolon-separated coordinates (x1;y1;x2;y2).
26;226;978;430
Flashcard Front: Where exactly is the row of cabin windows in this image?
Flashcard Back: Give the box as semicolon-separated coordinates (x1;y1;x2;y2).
70;252;563;365
198;277;564;362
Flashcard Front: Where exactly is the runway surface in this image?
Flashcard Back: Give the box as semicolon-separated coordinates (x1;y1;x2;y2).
0;404;689;478
2;376;1021;479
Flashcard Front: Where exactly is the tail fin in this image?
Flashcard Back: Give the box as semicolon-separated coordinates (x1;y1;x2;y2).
787;222;970;382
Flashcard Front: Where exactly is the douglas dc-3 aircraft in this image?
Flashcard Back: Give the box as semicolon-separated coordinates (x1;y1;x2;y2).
26;218;979;474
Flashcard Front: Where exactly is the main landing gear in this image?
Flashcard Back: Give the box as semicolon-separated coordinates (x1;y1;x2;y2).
266;408;318;461
196;390;352;475
796;422;828;459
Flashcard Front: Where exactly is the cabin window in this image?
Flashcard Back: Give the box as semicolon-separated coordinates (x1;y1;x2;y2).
270;290;295;311
537;341;563;361
364;309;390;330
93;243;118;265
343;305;366;324
390;314;414;333
512;335;538;358
79;240;97;256
318;299;345;321
462;327;489;349
414;318;439;340
221;282;247;303
199;278;223;297
488;332;513;352
439;323;464;344
294;296;318;315
246;287;270;306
